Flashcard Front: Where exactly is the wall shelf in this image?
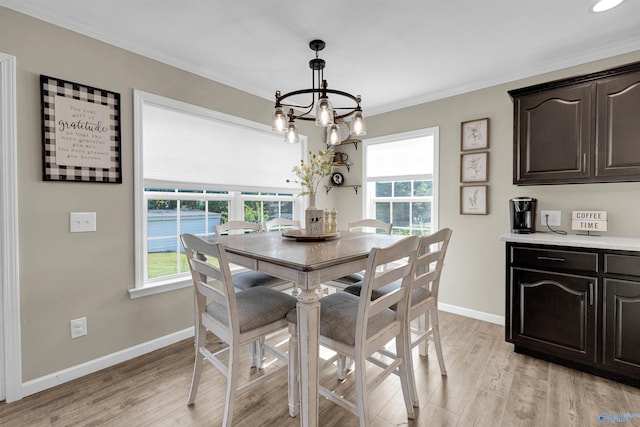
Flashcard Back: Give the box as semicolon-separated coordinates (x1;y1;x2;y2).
326;139;360;150
324;185;361;195
333;162;352;172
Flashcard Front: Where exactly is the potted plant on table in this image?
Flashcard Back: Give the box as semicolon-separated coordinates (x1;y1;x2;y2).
288;148;334;233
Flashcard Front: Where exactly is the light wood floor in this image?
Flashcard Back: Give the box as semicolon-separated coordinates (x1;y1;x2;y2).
2;311;639;426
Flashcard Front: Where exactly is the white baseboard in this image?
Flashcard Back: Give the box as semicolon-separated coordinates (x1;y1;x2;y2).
438;302;505;326
18;303;501;399
21;327;194;399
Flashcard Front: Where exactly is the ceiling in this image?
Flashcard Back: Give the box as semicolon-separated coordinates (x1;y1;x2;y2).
2;0;639;115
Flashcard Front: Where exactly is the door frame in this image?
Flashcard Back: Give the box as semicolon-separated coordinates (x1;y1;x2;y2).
0;52;22;402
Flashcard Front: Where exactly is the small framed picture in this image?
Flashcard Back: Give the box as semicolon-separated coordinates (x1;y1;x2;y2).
461;118;489;151
460;185;488;215
460;151;489;183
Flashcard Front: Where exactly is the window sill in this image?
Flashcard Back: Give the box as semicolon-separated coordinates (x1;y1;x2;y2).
128;278;192;299
128;265;251;299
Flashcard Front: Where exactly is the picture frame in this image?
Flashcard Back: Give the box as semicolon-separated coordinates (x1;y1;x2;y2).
461;117;489;151
40;75;122;183
460;151;489;183
460;185;488;215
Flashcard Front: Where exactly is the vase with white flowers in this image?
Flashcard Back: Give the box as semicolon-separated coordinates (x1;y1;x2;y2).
288;148;334;233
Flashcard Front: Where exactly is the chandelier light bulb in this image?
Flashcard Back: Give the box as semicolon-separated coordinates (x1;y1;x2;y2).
272;106;287;132
350;109;366;136
315;96;334;127
284;120;299;143
328;123;341;145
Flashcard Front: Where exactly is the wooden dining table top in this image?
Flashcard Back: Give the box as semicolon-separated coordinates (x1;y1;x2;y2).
207;230;404;272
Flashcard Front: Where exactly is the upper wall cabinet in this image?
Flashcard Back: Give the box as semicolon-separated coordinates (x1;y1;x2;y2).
509;62;640;185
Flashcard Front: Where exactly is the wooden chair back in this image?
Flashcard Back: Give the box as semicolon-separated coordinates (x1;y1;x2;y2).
265;217;301;231
412;228;453;302
215;220;262;236
357;235;419;357
181;233;239;339
347;218;392;234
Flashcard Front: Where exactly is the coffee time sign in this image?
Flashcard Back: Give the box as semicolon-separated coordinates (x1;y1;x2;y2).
572;211;608;232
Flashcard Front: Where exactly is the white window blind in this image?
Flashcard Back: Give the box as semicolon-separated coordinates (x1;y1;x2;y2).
366;135;434;179
142;102;302;190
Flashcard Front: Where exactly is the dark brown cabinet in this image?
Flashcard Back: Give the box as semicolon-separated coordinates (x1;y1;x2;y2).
595;71;640;179
509;62;640;185
506;242;640;387
510;268;597;363
602;252;640;378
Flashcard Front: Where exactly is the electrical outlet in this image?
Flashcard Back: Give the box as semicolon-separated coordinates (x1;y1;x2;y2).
541;210;561;227
70;317;87;339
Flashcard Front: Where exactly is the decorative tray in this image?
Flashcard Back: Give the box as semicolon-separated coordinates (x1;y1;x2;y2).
282;230;339;241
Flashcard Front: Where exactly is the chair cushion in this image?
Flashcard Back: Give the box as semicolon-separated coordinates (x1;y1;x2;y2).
343;280;431;309
331;272;364;285
207;287;297;333
232;270;289;291
286;292;396;346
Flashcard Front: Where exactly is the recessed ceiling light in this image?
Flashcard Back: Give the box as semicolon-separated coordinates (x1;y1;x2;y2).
591;0;625;12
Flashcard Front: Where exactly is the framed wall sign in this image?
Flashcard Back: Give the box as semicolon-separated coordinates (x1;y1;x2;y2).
40;75;122;183
460;185;488;215
461;117;489;151
460;151;489;183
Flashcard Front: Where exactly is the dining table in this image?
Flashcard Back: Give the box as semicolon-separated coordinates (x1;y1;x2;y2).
206;229;405;427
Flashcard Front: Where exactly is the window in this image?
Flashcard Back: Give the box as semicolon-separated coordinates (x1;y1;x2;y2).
132;91;305;297
145;188;230;280
363;128;438;235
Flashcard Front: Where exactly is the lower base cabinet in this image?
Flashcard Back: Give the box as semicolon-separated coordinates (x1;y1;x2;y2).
603;278;640;377
506;242;640;387
510;268;597;363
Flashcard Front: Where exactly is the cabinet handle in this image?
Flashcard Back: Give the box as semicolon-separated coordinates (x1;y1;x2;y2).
589;282;594;306
582;153;587;172
537;256;565;262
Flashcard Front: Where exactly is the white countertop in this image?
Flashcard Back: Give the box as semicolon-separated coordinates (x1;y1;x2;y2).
500;232;640;252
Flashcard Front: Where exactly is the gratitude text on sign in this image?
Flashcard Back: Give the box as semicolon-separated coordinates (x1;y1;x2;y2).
571;211;608;232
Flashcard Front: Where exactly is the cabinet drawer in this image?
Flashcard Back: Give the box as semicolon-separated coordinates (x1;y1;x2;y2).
604;253;640;277
511;246;598;272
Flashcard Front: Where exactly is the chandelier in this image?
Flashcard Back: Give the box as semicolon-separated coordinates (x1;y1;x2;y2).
272;39;366;144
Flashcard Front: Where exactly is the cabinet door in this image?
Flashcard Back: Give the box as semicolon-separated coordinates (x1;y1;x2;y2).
595;71;640;180
603;278;640;376
513;84;592;185
509;268;597;363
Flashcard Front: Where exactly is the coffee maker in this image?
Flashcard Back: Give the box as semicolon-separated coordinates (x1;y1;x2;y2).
509;197;537;233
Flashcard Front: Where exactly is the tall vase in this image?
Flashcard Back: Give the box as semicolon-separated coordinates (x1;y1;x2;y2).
305;193;323;234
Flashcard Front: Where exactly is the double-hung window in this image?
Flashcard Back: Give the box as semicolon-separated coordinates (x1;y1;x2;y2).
363;128;439;235
131;91;304;297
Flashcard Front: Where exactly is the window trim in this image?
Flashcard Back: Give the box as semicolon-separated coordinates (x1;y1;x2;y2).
362;127;439;233
132;91;306;298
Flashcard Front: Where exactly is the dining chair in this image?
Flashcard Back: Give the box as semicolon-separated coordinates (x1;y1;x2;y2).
181;233;298;427
265;217;301;232
330;219;393;288
215;220;294;367
287;235;420;426
215;220;291;291
342;228;453;406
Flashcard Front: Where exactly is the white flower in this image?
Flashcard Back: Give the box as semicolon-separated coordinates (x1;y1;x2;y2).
287;149;334;196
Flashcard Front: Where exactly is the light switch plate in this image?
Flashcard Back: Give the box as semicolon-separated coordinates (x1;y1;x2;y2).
70;212;96;232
